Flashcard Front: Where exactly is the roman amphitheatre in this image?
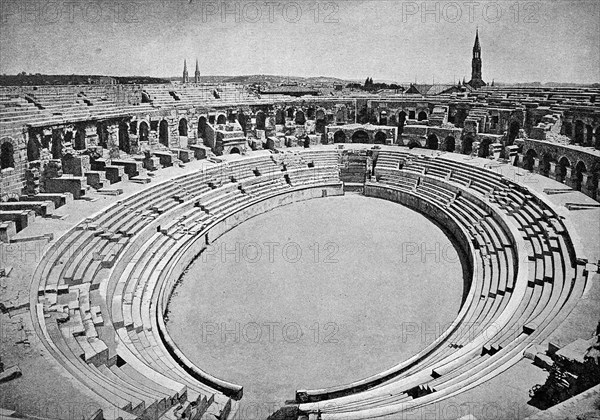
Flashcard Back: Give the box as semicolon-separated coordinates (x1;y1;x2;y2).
1;12;600;420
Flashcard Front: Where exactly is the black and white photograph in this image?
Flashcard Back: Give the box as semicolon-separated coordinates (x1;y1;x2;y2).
0;1;599;419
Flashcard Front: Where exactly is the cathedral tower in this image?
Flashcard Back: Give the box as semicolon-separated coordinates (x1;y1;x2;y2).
183;59;189;84
194;59;200;84
467;29;486;89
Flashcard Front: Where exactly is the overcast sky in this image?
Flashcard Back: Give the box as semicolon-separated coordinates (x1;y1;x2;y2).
0;0;598;83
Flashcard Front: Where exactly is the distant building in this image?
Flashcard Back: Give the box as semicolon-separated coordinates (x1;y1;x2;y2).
467;29;486;89
183;59;189;84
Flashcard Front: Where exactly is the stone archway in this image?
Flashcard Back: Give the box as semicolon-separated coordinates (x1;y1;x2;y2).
27;135;41;162
574;120;584;145
256;111;266;130
478;139;491;158
119;122;131;154
230;147;240;154
351;130;369;143
295;110;306;125
524;149;537;171
426;134;439;150
216;114;227;125
0;140;15;170
462;136;474;154
333;131;347;143
374;131;387;144
139;121;150;143
179;118;189;136
417;111;428;121
76;127;88;150
573;161;587;191
444;136;455;152
508;121;520;145
159;120;169;147
198;116;208;139
540;153;554;177
557;156;571;183
275;109;286;125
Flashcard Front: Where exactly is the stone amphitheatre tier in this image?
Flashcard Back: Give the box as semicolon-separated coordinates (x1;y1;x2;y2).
3;144;593;420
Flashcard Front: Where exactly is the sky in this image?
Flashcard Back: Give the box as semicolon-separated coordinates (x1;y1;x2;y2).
0;0;598;84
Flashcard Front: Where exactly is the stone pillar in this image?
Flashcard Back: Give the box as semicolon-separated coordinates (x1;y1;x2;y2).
564;167;575;188
581;173;592;197
169;118;180;149
517;154;525;168
549;162;557;180
533;157;540;173
106;124;120;159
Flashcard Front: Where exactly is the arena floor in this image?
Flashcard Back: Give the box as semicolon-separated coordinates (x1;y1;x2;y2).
166;193;465;413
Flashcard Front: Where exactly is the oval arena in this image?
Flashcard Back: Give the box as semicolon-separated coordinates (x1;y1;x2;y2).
1;82;600;420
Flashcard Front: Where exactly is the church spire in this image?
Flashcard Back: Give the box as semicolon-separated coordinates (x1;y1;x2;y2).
183;59;189;84
194;59;200;84
467;29;485;89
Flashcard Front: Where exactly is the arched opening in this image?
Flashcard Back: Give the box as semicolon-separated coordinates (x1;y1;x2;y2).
426;134;439;150
398;111;407;136
557;156;571;183
118;122;131;154
198;116;207;139
0;141;15;169
462;136;474;154
159;120;169;147
573;161;587;191
95;123;107;149
562;121;572;138
275;109;286;125
256;111;266;130
374;131;387;144
63;131;73;148
51;130;63;159
379;112;388;126
287;108;295;119
478;139;491;158
295;110;306;125
27;135;41;162
508;121;520;145
129;121;138;135
351;130;369;143
407;140;421;149
574;120;584;144
179;118;188;136
540;153;554;177
524;149;537;172
76;127;88;150
417;111;428;121
333;131;347;143
585;125;593;147
208;115;216;125
237;111;247;136
335;108;345;124
316;109;326;133
230;147;240;154
444;136;455;152
139;121;149;143
216;114;227;125
307;107;316;120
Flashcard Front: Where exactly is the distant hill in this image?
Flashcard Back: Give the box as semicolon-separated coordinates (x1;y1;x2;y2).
167;74;356;85
0;73;171;86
